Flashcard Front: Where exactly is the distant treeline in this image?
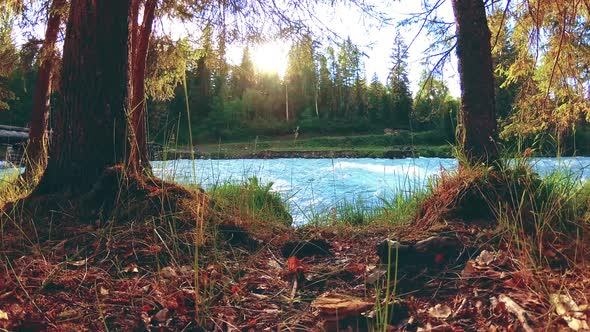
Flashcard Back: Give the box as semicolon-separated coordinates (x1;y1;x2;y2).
148;33;460;144
1;29;588;155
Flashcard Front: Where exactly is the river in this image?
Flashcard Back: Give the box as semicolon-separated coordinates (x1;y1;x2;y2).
151;157;590;225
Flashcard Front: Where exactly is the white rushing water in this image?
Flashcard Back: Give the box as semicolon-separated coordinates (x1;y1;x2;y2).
151;157;590;225
2;158;586;224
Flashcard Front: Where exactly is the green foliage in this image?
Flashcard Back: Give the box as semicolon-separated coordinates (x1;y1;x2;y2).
0;19;18;111
490;158;590;264
413;71;458;140
286;35;318;120
309;188;429;227
146;38;196;101
209;177;292;226
230;47;255;98
0;167;30;205
496;1;590;140
387;31;412;127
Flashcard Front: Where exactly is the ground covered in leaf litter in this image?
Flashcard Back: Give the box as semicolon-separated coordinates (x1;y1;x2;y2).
0;177;589;331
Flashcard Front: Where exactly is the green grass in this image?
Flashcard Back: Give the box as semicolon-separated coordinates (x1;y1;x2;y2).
208;177;293;226
196;131;454;158
0;166;30;206
492;160;590;263
305;189;430;227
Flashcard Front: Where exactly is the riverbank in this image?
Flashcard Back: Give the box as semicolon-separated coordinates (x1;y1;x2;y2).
1;164;588;330
170;132;456;159
164;131;589;160
170;145;453;160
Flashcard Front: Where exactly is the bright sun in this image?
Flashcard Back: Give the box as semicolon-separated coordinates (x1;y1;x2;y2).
251;41;290;78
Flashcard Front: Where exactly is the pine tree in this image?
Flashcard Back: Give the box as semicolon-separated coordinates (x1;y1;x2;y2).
367;73;386;123
387;31;412;128
286;35;318;120
317;54;334;118
231;47;255;98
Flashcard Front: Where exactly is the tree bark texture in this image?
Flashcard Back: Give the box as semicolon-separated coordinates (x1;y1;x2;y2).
452;0;499;165
35;0;131;195
128;0;156;173
23;0;66;180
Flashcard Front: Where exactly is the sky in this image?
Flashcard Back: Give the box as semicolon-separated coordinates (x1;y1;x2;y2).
227;0;461;97
14;0;461;97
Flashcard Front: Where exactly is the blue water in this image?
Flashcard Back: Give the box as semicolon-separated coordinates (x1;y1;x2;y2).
1;158;586;224
151;157;590;225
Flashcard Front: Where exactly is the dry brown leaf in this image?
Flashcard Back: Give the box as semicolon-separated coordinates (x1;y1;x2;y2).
498;294;533;332
312;294;374;320
550;294;590;331
154;308;169;322
67;259;87;267
0;310;7;320
286;256;305;274
99;286;109;295
461;260;477;279
159;266;178;279
123;265;139;273
428;304;452;319
475;250;495;266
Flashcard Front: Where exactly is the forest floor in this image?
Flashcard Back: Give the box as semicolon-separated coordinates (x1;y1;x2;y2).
0;208;590;331
0;167;589;331
0;213;588;331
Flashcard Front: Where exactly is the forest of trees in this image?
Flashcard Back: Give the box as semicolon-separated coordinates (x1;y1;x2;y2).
0;0;589;167
157;33;461;143
2;0;589;157
0;28;459;145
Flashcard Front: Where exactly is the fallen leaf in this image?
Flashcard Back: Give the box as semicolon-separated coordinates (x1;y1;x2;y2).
58;309;78;319
267;258;282;271
154;308;169;322
475;250;494;266
498;294;533;332
0;310;7;320
366;267;387;284
345;262;365;274
428;304;452;319
461;260;477;279
123;264;139;273
67;259;87;267
99;286;109;295
160;266;178;279
312;294;373;321
286;256;306;275
550;294;589;331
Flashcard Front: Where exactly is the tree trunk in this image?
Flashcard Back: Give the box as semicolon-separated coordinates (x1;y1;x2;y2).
23;0;66;181
128;0;156;173
452;0;499;165
34;0;131;195
285;81;289;121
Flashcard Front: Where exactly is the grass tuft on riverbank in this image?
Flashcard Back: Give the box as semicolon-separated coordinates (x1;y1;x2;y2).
208;177;293;227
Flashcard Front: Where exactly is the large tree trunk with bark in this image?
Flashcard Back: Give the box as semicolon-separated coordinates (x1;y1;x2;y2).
34;0;131;195
452;0;499;165
23;0;66;181
128;0;156;173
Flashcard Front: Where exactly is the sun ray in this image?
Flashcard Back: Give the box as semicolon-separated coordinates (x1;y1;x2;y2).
251;41;290;78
